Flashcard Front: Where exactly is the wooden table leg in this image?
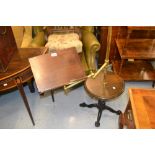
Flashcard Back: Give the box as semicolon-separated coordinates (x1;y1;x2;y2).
27;79;35;93
15;77;35;126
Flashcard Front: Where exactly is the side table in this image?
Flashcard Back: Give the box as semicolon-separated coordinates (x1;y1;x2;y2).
0;47;47;125
119;88;155;129
80;70;124;127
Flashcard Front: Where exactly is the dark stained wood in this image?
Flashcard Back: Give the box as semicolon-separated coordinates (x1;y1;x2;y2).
80;70;124;127
119;100;135;129
98;26;155;66
112;27;155;81
0;48;47;91
98;26;127;66
29;47;86;93
45;26;81;39
85;71;124;100
0;26;17;72
112;60;155;81
116;39;155;59
0;47;47;125
119;88;155;129
15;77;35;125
128;26;155;31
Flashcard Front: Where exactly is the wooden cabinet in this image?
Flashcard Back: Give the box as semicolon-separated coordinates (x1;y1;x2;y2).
119;88;155;129
112;26;155;81
98;26;127;67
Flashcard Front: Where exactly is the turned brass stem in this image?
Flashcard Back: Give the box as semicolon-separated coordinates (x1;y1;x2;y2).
93;26;112;78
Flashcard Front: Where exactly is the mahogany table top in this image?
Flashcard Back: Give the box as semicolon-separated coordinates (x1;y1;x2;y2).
0;48;47;81
85;71;124;101
29;47;86;93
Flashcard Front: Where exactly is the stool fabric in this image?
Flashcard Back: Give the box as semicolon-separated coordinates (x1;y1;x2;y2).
45;33;82;53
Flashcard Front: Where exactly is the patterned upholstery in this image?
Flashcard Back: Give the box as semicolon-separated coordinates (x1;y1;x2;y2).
45;33;83;53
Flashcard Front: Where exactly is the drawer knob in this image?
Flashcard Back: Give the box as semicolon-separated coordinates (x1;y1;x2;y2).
3;83;8;86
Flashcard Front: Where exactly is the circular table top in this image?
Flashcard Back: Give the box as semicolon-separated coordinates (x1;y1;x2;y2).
0;48;47;81
85;71;125;101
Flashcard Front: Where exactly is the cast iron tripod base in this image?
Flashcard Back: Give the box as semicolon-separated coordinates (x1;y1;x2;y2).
80;100;122;127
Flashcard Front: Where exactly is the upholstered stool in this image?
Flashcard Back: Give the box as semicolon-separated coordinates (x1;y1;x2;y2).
45;33;83;53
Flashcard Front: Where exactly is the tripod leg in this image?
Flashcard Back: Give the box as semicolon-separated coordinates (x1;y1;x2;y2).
104;104;122;115
79;102;97;108
95;109;102;127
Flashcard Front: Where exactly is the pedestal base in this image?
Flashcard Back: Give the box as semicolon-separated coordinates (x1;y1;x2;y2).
80;100;122;127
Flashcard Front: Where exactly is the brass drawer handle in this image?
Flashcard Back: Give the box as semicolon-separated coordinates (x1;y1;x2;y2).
127;110;133;121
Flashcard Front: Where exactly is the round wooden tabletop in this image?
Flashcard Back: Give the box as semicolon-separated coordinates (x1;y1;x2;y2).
85;70;125;101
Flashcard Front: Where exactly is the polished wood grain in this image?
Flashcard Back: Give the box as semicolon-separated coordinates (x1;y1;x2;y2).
128;26;155;31
0;47;47;125
98;26;127;66
29;47;86;93
0;26;17;72
85;71;124;100
80;70;124;127
113;26;155;81
0;48;47;91
112;60;155;81
120;88;155;129
116;39;155;59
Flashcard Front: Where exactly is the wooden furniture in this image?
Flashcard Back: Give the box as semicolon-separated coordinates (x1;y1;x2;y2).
119;88;155;129
80;27;124;127
29;47;86;101
80;70;124;127
0;47;47;125
45;26;81;38
98;26;127;66
0;26;17;72
112;26;155;81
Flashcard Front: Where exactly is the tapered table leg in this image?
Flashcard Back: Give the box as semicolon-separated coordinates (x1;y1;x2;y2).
15;77;35;126
27;79;35;93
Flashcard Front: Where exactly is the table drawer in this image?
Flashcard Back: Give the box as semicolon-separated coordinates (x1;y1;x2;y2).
0;78;16;91
0;68;33;92
19;68;33;82
119;101;135;129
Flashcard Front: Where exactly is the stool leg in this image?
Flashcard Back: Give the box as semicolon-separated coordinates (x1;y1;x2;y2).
104;104;122;115
95;109;102;127
79;102;98;108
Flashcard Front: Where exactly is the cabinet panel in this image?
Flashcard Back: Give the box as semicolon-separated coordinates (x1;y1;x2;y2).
98;26;126;66
112;26;155;81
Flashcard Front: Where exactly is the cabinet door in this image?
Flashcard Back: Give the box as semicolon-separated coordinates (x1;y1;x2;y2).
0;26;17;72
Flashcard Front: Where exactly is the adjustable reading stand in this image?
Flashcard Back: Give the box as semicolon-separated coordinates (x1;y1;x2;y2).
80;27;125;127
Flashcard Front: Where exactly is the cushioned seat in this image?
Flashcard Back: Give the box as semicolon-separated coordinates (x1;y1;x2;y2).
45;33;83;53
